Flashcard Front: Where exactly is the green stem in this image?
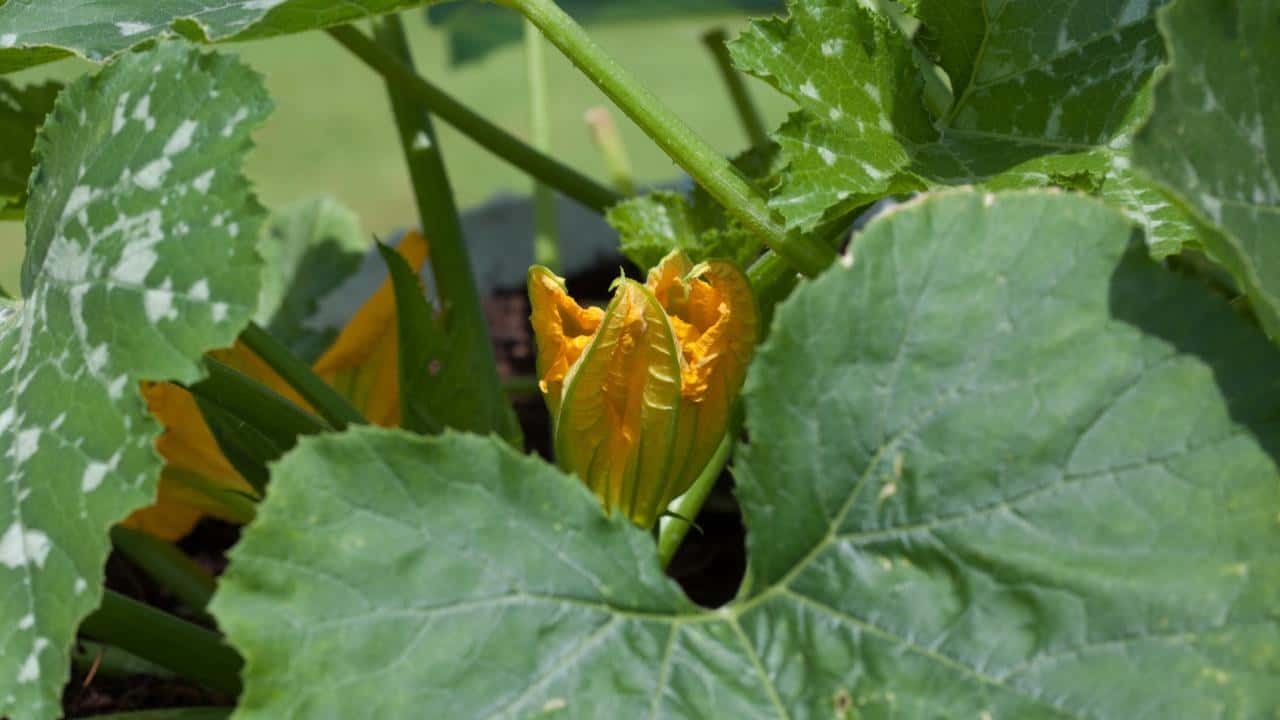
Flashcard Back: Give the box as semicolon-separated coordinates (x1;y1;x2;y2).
701;28;769;148
81;591;242;695
373;14;519;442
657;432;734;569
192;356;328;442
501;375;541;396
110;526;216;617
526;18;562;271
239;322;366;430
584;106;636;195
328;24;621;215
507;0;833;277
72;639;174;680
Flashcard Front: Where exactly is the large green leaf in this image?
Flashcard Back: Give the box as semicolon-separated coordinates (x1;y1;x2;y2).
0;79;60;220
1133;0;1280;335
0;43;269;717
730;0;1199;255
0;0;442;74
213;190;1280;717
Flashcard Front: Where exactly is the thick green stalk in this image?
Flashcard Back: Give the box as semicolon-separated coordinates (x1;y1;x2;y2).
506;0;834;277
81;591;242;695
328;24;621;215
657;432;734;569
110;526;216;617
374;14;518;442
702;28;769;149
238;322;366;430
525;18;561;270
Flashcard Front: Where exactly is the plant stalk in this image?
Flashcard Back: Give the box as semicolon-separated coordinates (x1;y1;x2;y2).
72;639;174;680
525;18;562;270
110;526;216;617
328;24;621;215
657;432;734;569
505;0;834;277
238;322;366;430
702;28;769;148
373;14;519;442
584;107;636;195
81;591;242;695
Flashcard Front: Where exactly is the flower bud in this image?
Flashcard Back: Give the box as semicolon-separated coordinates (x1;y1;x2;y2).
528;250;757;527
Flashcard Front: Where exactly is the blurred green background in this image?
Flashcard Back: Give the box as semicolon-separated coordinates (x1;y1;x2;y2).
0;9;791;292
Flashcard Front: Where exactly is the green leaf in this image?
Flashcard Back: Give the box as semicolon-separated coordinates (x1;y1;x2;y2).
376;241;521;443
0;0;446;74
730;0;1200;255
608;191;763;271
609;144;783;271
1133;0;1280;336
256;195;367;363
213;190;1280;717
0;42;270;718
0;79;60;219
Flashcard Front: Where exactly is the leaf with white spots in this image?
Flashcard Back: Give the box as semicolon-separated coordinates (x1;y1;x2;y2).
0;0;446;74
0;42;269;718
0;78;60;219
730;0;1200;255
1133;0;1280;336
212;191;1280;718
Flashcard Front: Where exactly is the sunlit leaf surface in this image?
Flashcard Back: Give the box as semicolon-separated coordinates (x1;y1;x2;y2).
214;191;1280;718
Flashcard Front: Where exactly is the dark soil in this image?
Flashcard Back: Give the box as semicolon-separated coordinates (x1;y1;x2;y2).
67;258;747;716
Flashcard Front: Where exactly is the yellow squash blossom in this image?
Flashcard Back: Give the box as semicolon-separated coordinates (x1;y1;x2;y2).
124;232;429;541
528;249;757;528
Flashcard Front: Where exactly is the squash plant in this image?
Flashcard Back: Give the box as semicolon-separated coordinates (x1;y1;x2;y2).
1;0;1278;717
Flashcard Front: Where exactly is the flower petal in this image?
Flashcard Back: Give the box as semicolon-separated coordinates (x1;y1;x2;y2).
647;251;758;508
527;266;604;420
123;381;258;540
554;279;682;527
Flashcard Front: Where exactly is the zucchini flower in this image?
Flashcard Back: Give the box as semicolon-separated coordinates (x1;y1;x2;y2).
124;231;429;540
528;249;757;528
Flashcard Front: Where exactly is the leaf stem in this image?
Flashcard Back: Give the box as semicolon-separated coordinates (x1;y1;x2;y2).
110;526;216;618
701;28;769;148
657;432;734;569
506;0;834;276
327;24;621;215
525;18;562;271
80;590;242;695
238;322;366;430
373;14;520;443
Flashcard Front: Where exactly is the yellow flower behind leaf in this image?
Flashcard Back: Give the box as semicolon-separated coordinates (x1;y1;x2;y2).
528;249;757;528
122;231;430;541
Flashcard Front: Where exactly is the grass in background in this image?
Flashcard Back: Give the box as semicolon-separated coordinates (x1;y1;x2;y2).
0;11;790;293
